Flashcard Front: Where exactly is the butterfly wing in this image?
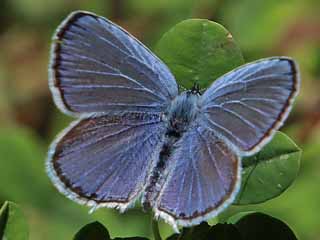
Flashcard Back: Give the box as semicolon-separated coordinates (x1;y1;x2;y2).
47;112;166;211
199;57;300;156
49;11;178;117
153;125;240;230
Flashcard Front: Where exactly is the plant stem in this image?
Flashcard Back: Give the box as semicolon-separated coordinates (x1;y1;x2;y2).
178;226;194;240
152;219;162;240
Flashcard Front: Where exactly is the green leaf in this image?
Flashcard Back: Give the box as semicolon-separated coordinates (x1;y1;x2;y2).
234;131;301;205
231;212;298;240
166;222;211;240
207;224;242;240
74;221;149;240
166;212;298;240
0;201;29;240
155;19;244;89
73;221;111;240
113;238;149;240
166;222;242;240
226;211;256;225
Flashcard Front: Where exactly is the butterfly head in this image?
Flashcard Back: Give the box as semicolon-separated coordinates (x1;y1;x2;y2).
190;82;201;95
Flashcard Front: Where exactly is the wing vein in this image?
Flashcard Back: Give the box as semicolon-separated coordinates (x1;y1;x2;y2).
73;22;172;96
208;72;292;97
204;116;247;146
222;100;270;117
196;128;226;189
205;105;259;131
61;119;161;159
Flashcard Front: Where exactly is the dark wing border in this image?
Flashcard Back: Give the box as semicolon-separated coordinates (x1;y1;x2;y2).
49;12;86;117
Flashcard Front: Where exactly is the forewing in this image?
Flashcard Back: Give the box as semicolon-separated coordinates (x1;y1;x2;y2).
200;57;300;155
154;125;240;229
49;11;178;116
47;112;166;210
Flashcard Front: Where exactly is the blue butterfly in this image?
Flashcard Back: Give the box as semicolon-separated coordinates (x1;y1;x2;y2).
47;11;300;231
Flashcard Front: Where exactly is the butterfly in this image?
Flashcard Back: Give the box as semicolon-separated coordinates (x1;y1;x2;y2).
47;11;300;231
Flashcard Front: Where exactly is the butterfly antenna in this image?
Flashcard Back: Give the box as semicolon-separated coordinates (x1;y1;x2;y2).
191;82;201;94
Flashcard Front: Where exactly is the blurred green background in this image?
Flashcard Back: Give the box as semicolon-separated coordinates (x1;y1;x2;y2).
0;0;319;239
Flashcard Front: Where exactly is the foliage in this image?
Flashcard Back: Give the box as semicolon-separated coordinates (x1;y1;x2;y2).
155;19;244;89
1;0;319;239
235;132;301;205
0;201;29;240
73;221;149;240
227;212;298;240
72;212;298;239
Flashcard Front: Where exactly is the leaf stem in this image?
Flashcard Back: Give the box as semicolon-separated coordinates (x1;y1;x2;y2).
152;219;162;240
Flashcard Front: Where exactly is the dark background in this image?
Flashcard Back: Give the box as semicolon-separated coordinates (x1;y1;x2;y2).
0;0;319;239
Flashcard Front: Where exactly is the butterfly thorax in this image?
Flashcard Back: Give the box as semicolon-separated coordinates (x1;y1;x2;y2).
165;91;200;136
